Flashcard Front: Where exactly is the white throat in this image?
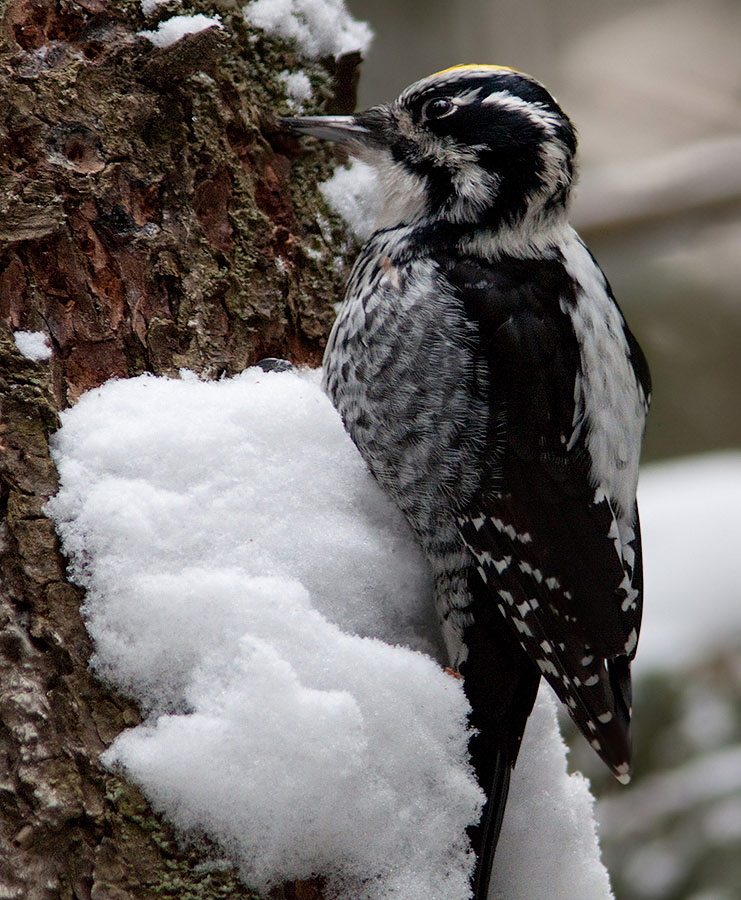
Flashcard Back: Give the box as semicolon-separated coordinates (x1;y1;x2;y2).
356;147;430;230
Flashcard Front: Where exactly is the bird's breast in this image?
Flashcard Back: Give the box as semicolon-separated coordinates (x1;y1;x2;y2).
322;243;489;558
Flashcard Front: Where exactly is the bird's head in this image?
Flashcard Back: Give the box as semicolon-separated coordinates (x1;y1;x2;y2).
282;65;578;235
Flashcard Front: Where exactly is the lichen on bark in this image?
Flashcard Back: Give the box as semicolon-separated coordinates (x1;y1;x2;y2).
0;0;360;895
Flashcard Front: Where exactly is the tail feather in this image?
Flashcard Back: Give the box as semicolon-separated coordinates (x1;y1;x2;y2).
470;749;512;900
461;570;541;898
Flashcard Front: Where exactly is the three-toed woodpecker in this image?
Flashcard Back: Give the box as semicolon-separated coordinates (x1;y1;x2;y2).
282;64;651;899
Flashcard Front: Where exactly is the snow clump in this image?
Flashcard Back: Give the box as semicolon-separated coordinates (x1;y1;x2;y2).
139;13;222;48
243;0;372;59
278;69;314;111
13;330;52;361
47;370;614;900
140;0;172;17
320;159;382;241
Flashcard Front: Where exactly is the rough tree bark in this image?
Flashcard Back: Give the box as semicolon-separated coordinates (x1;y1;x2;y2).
0;1;359;897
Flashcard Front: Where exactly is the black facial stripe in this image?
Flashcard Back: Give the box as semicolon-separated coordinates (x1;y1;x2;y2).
382;133;454;213
430;102;544;150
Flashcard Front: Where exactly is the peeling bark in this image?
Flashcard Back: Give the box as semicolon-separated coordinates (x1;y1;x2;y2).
0;0;358;896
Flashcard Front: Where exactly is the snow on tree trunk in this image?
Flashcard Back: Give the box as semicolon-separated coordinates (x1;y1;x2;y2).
0;0;360;895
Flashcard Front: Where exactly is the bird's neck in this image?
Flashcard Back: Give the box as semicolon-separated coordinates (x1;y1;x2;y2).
376;208;574;264
457;206;574;260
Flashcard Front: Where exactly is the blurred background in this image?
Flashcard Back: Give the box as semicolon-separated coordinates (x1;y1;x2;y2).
344;2;741;899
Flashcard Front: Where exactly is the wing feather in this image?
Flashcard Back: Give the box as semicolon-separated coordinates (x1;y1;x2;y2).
440;252;645;779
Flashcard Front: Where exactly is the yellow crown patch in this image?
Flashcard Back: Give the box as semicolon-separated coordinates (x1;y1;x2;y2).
430;63;520;78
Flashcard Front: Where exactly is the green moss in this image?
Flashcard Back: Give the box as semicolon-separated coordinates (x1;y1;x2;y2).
105;776;261;899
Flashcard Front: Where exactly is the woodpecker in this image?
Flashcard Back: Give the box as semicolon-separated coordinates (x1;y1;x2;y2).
282;65;650;899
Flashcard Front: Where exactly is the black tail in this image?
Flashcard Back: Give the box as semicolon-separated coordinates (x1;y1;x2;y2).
461;577;541;900
470;748;512;900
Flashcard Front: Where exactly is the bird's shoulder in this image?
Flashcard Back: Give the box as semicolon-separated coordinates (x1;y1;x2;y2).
432;248;583;463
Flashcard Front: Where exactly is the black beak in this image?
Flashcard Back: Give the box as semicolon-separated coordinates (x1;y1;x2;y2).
279;115;372;145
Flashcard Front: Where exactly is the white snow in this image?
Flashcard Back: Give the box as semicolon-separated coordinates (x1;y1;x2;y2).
139;14;222;48
243;0;372;59
277;69;313;111
107;607;478;898
320;159;382;240
13;330;52;361
493;688;613;900
47;370;614;900
140;0;173;17
636;452;741;672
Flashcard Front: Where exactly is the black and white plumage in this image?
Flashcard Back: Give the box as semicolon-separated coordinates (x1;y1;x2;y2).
282;64;650;899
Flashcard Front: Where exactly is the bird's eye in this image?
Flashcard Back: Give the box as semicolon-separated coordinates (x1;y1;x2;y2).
423;98;456;121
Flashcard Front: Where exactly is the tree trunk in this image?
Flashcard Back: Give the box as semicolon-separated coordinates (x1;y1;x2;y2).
0;1;358;896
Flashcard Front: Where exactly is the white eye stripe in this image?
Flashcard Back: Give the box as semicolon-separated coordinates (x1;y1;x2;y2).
481;89;528;108
481;89;561;133
451;88;481;107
